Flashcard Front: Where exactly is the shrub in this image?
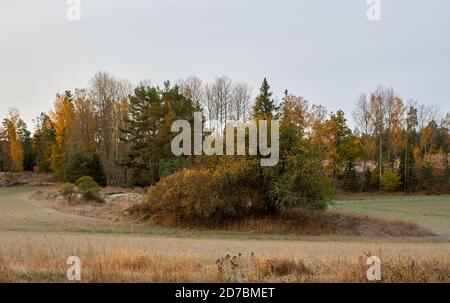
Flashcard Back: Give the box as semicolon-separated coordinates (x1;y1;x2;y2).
381;169;401;192
134;144;334;222
64;153;107;187
213;157;267;216
135;157;268;222
142;168;223;221
76;176;103;202
270;144;334;215
59;183;77;204
141;167;257;222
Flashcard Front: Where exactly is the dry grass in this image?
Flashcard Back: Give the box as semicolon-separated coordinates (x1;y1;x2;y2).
31;187;434;237
0;172;55;187
0;186;448;283
143;209;434;237
333;195;450;237
0;247;448;283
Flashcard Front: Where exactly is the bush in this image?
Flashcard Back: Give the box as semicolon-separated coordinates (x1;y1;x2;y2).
64;153;107;187
139;162;261;222
270;146;334;215
134;143;334;222
59;183;77;204
142;168;222;221
381;169;401;192
76;176;103;202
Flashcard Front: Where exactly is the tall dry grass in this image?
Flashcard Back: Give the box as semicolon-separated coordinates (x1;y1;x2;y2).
0;248;448;283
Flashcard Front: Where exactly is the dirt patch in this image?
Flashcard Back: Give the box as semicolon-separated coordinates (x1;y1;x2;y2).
31;187;144;222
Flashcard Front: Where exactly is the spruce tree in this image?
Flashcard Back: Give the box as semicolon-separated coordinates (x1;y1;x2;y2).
252;78;278;119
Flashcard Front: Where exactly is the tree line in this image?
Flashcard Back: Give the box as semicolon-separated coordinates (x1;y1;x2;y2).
1;72;449;195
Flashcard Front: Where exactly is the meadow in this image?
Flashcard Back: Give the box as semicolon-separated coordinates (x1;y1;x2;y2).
0;187;449;282
333;195;450;239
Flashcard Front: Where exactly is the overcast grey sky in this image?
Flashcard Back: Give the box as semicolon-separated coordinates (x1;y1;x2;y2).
1;0;449;128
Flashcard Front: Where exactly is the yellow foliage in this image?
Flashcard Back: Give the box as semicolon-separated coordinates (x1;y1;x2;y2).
134;158;262;222
49;93;75;178
4;108;23;172
6;120;23;172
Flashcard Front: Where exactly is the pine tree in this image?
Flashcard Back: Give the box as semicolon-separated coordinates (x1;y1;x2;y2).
121;85;165;186
403;106;418;192
252;78;278;119
16;119;35;171
64;153;106;187
90;154;107;187
121;83;196;186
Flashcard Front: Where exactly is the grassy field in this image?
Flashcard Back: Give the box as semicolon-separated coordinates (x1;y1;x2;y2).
333;195;450;238
0;187;449;282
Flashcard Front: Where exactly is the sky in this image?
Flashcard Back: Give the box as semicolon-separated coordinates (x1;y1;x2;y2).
1;0;450;129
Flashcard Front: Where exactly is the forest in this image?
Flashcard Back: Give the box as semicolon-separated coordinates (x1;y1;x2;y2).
1;71;449;220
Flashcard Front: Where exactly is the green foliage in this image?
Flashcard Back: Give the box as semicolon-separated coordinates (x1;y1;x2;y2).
17;121;36;171
342;162;359;192
75;176;102;202
32;113;55;173
138;137;334;222
270;143;334;215
132;81;339;222
330;110;362;164
59;183;77;204
381;169;402;192
64;153;106;187
417;165;446;193
159;158;185;178
89;154;107;187
370;168;381;191
253;78;278;119
64;153;90;182
399;148;417;192
361;168;373;192
121;83;196;186
22;143;36;171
